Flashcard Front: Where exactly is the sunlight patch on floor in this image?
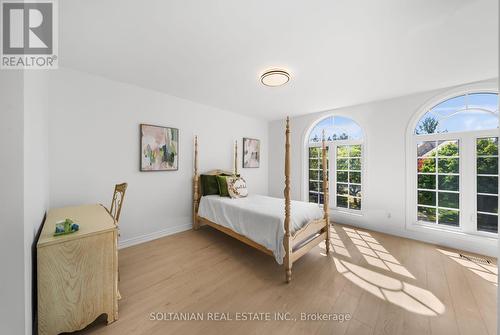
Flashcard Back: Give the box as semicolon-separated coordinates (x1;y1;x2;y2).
342;227;415;279
322;227;351;258
334;257;445;316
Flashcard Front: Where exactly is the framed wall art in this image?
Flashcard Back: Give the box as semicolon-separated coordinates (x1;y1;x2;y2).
140;124;179;171
243;137;260;168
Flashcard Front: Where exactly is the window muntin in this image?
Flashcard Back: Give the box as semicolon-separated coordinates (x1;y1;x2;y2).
336;145;362;210
308;147;329;205
309;116;363;143
417;140;460;226
476;137;499;233
307;115;364;210
411;91;499;238
415;93;498;135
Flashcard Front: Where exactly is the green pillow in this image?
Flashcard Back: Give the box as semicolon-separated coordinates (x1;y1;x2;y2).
201;175;219;196
216;175;230;197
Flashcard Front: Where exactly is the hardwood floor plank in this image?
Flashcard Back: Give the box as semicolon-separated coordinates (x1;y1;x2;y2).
72;224;496;335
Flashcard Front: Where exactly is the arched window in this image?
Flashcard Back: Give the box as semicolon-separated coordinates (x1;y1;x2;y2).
306;116;364;212
415;93;498;134
411;91;499;235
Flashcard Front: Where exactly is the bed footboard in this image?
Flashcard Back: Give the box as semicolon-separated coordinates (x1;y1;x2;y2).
291;219;326;246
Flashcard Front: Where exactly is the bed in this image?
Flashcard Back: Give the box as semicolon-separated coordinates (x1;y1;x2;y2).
192;117;331;282
198;194;324;264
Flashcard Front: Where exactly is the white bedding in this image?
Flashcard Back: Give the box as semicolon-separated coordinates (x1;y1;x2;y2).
198;194;324;264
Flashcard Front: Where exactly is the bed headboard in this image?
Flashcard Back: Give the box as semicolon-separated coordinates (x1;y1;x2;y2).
192;137;238;229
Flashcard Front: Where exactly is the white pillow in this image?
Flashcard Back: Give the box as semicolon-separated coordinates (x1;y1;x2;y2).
227;177;248;198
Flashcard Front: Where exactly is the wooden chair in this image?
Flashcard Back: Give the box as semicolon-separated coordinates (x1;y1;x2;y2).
109;182;127;300
110;182;128;225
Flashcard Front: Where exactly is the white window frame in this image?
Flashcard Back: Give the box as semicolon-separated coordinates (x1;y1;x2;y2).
414;135;461;230
307;140;364;213
303;113;365;214
331;140;364;213
306;144;329;206
406;84;498;240
473;135;499;237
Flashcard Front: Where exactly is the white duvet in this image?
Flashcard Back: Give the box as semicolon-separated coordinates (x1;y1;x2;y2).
198;194;324;264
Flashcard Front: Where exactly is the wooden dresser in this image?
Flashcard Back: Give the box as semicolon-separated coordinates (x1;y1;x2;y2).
37;204;118;335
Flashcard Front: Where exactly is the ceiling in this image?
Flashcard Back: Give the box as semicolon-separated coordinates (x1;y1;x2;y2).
60;0;498;120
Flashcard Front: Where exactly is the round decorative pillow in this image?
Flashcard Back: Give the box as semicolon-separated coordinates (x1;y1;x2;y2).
227;177;248;198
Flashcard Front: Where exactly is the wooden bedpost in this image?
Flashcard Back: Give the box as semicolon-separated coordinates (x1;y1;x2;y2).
234;140;238;176
284;117;292;283
193;136;200;230
322;130;330;253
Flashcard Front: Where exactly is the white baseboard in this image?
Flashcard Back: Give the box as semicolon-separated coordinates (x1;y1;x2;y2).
118;222;192;249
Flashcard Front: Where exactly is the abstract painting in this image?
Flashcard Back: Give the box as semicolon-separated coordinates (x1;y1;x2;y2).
140;124;179;171
243;138;260;168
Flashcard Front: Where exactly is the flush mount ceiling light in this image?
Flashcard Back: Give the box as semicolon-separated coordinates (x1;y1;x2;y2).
260;69;290;87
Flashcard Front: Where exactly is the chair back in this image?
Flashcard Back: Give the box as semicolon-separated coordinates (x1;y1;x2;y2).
110;183;128;224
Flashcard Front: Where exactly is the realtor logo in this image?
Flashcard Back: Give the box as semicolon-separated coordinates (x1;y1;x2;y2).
1;0;58;69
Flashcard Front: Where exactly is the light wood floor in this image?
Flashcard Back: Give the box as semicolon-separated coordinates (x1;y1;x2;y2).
75;224;497;335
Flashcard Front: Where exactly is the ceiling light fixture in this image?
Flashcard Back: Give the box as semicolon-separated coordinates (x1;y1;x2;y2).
260;69;290;87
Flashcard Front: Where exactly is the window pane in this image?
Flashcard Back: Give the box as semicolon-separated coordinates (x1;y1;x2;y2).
309;159;319;169
477;157;498;175
418;174;436;190
309;116;363;143
418;158;436;173
417;141;437;157
468;93;498;111
439;110;498;133
415;93;499;134
337;146;349;157
319;194;325;205
418;206;436;223
337;159;348;170
477;176;498;194
432;95;466;117
477;137;498;156
336;183;348;196
309;147;320;158
310;181;322;192
337;171;348;183
477;195;498;214
337;196;348;208
415;116;440;135
350;145;362;157
438;140;459;156
309;181;316;192
349;197;361;210
438;175;459;192
418;191;436;206
438;192;459;209
476;137;498;233
349;158;361;171
310;170;319;180
349;185;361;197
309;193;319;203
438;158;459;174
349;171;361;184
477;213;498;233
438;209;459;226
336;144;362;211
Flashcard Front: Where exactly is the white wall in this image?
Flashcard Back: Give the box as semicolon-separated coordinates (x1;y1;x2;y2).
0;71;26;335
48;68;269;247
24;71;50;334
269;79;498;257
0;70;50;335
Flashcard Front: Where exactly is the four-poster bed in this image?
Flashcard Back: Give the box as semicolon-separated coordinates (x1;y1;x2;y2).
193;117;330;282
